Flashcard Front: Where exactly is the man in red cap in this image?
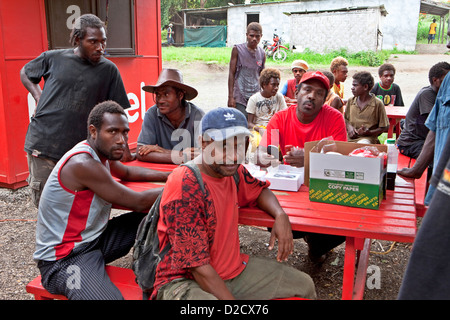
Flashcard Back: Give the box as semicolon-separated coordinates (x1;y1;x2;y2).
258;71;347;167
257;71;348;263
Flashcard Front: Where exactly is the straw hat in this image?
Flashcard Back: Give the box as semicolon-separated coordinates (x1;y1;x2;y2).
291;60;309;71
142;69;198;101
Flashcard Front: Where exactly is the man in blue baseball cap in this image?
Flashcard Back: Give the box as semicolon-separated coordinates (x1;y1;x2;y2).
149;107;316;300
201;107;252;141
200;107;252;167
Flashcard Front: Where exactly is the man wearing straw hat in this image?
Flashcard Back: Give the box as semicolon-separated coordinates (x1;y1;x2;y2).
281;59;309;106
136;68;205;164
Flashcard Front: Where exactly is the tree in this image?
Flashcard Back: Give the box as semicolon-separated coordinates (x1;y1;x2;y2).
161;0;286;27
162;0;246;27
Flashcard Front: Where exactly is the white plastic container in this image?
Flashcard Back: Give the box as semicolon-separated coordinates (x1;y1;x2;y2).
385;138;398;190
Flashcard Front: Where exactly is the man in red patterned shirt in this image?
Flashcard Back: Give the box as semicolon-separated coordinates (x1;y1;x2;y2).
151;108;316;300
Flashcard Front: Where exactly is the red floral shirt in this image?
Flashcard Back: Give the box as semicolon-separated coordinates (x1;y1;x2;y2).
151;165;269;299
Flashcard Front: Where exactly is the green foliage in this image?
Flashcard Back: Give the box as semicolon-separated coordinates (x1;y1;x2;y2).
351;50;385;67
417;19;430;41
250;0;286;2
162;46;233;64
267;48;397;68
162;46;416;69
416;13;449;43
161;0;180;28
161;0;288;27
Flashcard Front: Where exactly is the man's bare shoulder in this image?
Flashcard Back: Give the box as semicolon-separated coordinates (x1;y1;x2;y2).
63;152;105;176
230;46;239;59
60;152;112;191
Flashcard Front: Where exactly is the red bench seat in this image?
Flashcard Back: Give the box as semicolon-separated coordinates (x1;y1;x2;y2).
26;265;305;300
397;152;428;217
26;265;142;300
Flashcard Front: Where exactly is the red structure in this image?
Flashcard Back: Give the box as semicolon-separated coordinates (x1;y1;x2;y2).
0;0;162;189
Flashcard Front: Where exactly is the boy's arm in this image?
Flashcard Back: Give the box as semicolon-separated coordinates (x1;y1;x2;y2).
247;113;258;130
359;126;388;137
398;130;435;179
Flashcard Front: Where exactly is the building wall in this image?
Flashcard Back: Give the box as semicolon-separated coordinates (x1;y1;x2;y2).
227;0;421;52
289;8;383;53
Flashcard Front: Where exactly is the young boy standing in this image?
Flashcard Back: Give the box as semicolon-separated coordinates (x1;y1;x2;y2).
345;71;389;144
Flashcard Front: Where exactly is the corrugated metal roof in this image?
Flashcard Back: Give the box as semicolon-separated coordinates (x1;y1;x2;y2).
420;0;450;16
284;5;388;16
180;1;450;21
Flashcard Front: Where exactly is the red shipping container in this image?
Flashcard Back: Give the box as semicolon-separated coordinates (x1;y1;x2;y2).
0;0;162;189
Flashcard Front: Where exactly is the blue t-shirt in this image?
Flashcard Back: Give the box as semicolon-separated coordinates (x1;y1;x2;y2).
426;72;450;170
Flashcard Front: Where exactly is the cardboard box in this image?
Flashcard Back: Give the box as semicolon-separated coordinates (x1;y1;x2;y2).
244;164;304;192
305;141;387;209
266;165;304;192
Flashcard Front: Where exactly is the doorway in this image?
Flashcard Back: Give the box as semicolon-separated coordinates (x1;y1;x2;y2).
246;13;259;26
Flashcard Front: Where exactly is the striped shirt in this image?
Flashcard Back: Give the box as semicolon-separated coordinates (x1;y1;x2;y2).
34;141;112;262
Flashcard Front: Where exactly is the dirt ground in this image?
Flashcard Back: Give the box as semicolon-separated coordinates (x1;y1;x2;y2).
0;53;448;300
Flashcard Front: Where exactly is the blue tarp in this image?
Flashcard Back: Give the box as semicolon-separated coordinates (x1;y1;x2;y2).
184;26;227;47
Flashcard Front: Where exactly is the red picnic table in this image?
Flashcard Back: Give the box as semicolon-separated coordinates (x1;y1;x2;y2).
385;106;408;139
117;160;417;300
239;176;416;300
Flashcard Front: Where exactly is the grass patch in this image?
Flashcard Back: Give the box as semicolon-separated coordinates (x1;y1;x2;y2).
268;48;392;68
162;46;416;69
162;46;232;65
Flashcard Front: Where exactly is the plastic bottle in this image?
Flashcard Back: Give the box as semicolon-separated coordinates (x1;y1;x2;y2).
385;138;398;190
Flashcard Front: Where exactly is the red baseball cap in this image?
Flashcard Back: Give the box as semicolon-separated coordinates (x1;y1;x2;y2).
299;71;330;90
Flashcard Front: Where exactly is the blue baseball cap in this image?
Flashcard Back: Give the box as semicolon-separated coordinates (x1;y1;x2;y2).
201;108;252;141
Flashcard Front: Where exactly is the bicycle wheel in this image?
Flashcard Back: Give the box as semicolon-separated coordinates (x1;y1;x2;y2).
273;49;287;62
